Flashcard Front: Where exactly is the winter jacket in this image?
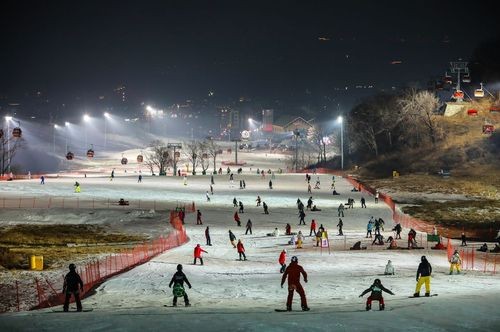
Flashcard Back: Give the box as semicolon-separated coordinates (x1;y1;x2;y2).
310;220;316;230
367;222;373;231
281;261;308;286
360;283;394;300
278;251;286;265
229;231;236;241
169;271;192;288
450;253;461;264
237;242;245;253
63;271;84;292
194;246;207;258
234;213;240;222
416;260;432;279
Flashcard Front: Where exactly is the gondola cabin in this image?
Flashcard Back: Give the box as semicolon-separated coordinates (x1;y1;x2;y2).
66;152;74;160
86;149;95;158
121;157;128;165
474;89;485;98
137;154;143;163
12;127;22;138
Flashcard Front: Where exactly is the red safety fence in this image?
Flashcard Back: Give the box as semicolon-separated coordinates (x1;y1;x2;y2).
0;203;193;313
447;246;498;274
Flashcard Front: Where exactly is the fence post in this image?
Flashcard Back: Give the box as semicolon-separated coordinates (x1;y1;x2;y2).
484;252;488;273
48;197;51;208
15;280;20;311
18;197;22;208
77;197;79;209
33;197;36;208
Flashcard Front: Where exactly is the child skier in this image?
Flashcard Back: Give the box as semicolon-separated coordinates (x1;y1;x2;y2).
449;250;462;275
62;263;84;312
193;244;208;265
359;278;394;311
280;256;309;311
168;264;192;307
384;260;395;275
278;249;287;273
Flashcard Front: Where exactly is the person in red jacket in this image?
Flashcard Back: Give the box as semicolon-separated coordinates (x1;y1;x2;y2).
309;219;317;236
278;249;287;273
193;244;208;265
281;256;309;311
237;239;247;261
234;211;241;226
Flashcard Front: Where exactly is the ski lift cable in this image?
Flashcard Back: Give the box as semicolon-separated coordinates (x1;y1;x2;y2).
482;85;496;98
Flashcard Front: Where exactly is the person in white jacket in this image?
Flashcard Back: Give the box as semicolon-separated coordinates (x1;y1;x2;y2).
384;260;395;275
449;250;462;275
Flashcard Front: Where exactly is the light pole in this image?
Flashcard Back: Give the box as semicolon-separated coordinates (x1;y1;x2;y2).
83;114;90;150
337;116;344;170
104;112;110;149
65;122;70;153
53;124;59;153
293;128;300;172
5;116;12;174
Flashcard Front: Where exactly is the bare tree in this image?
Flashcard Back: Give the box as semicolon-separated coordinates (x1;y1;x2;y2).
145;140;171;175
205;138;221;174
198;141;211;175
0;128;25;176
184;140;201;175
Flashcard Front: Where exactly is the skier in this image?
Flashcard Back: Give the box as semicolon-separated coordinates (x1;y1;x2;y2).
359;279;394;311
375;190;379;203
40;176;45;184
234;212;241;226
169;264;192;307
461;232;467;246
256;196;261;207
269;180;273;189
309;219;317;236
278;249;287;273
296;231;304;249
74;181;81;193
238;201;244;213
205;226;212;246
210;185;213;195
237;239;247;261
196;210;203;225
361;197;366;208
298;210;306;225
110;169;115;181
245;219;253;235
408;229;416;249
62;263;84;312
337;218;344;236
242;180;246;189
307;183;311;194
206;191;211;202
280;256;309;311
193;244;207;265
374;218;382;236
239;180;243;189
384;260;395;275
228;230;237;248
211;175;214;185
392;223;402;239
306;197;313;210
449;250;462;275
138;174;142;183
414;256;432;297
233;197;238;208
338;203;345;217
263;202;269;214
366;220;373;238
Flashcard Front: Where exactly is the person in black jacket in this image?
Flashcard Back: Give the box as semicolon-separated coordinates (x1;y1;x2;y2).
169;264;192;306
414;256;432;297
359;278;394;311
63;263;84;312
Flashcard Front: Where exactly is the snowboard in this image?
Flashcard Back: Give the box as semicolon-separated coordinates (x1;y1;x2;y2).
164;304;191;308
51;308;93;313
408;294;438;298
275;308;310;312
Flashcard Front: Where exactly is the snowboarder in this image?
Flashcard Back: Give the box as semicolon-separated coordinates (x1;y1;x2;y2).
263;202;269;214
245;219;253;235
239;180;243;189
309;219;317;236
74;181;81;193
279;249;287;273
169;264;192;307
256;196;261;207
285;223;292;235
366;220;373;238
242;180;246;189
385;260;395;275
375;190;379;203
392;223;402;239
338;203;344;217
210;185;213;195
337;218;343;236
269;180;273;189
372;233;384;245
307;183;311;194
306;197;313;210
205;226;212;246
211;175;214;185
359;279;394;311
196;210;203;225
110;169;115;181
63;263;84;312
237;239;247;261
408;229;417;249
193;244;207;265
40;176;45;184
206;191;211;202
461;232;467;246
233;197;238;208
449;250;462;275
238;201;244;213
298;210;306;225
280;256;309;311
361;197;366;208
228;230;237;248
414;256;432;297
138;174;142;183
234;212;241;227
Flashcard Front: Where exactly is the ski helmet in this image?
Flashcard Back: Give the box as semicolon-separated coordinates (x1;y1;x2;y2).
291;256;298;263
374;278;381;285
69;263;76;270
177;264;183;271
421;255;427;262
283;249;287;253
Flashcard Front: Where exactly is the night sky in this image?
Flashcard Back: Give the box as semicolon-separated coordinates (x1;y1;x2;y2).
0;0;498;111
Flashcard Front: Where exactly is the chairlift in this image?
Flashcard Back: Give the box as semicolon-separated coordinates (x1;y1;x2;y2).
462;74;471;83
86;144;95;158
66;152;74;160
137;154;143;163
121;153;128;165
12;127;22;138
474;83;485;98
443;72;452;84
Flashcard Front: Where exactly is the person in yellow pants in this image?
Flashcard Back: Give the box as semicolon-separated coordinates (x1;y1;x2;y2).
414;256;432;297
449;250;462;275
